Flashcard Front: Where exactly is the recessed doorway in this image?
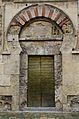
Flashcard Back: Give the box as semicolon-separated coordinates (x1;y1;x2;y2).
27;56;55;107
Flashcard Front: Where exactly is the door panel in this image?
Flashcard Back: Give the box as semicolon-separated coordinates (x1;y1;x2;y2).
41;56;55;107
28;56;41;107
28;56;55;107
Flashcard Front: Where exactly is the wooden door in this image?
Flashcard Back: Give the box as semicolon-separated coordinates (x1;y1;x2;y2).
27;56;55;107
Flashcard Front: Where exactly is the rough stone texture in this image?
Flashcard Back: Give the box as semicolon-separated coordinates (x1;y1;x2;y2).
0;112;78;118
20;41;62;55
0;95;12;111
54;55;62;110
67;95;79;111
20;20;63;38
19;53;28;110
10;74;19;110
0;74;10;86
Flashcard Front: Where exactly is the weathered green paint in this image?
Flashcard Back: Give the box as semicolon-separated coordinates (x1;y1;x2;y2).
28;56;55;107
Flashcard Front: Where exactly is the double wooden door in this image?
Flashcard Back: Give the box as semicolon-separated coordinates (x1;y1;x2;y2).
27;56;55;107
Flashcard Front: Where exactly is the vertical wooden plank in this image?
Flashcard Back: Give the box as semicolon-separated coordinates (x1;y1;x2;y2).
28;56;41;107
28;56;55;107
41;56;55;107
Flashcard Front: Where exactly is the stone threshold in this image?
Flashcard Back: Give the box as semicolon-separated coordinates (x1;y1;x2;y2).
0;110;79;114
0;107;79;113
20;107;60;112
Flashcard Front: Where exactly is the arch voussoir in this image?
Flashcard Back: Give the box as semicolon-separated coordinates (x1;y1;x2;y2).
8;4;74;35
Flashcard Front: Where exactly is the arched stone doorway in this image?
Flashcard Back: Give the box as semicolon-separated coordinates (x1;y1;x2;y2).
6;4;75;111
19;18;62;110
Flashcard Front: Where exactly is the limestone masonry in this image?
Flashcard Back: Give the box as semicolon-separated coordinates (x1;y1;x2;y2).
0;0;79;118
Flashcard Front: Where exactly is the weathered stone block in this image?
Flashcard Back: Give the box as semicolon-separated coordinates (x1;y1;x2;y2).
0;63;4;74
4;61;19;74
3;54;20;75
20;21;52;38
0;75;10;86
10;74;19;110
0;95;12;111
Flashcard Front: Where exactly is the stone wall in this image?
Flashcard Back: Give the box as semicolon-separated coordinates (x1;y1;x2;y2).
0;0;79;113
0;112;79;119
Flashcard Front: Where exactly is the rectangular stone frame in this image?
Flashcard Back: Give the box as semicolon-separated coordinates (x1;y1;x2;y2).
20;53;62;111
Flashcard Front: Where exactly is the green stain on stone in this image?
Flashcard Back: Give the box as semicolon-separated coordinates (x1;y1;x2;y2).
0;113;79;119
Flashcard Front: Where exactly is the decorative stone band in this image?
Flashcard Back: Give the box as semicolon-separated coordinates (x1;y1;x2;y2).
8;4;74;35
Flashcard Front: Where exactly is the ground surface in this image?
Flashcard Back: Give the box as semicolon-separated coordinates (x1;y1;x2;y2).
0;112;79;119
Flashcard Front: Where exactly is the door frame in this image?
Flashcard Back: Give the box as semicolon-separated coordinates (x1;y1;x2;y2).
20;52;62;110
